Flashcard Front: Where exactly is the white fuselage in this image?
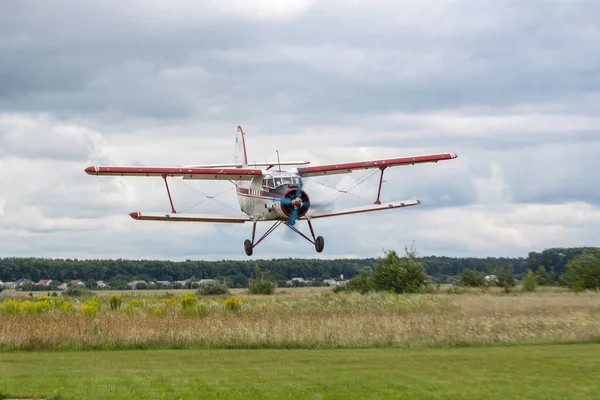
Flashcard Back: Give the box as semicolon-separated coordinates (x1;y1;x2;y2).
235;171;306;221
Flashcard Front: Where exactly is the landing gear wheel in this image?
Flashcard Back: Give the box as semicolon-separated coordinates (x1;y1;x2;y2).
244;239;253;256
315;236;325;253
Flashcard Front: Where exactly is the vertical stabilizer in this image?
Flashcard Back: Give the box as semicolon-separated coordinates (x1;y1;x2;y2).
235;125;248;167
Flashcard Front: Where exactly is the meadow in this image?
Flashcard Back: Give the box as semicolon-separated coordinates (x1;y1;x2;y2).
1;287;599;351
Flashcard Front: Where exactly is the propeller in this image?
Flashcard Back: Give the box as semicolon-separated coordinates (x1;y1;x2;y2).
280;187;310;226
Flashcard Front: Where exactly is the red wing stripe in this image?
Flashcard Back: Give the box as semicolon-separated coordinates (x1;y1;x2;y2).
296;153;457;176
129;212;250;223
85;166;262;177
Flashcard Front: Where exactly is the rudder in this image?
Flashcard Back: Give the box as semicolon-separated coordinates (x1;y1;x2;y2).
234;125;248;167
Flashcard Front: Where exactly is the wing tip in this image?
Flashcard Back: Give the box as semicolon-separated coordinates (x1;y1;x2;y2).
129;212;141;219
85;166;98;175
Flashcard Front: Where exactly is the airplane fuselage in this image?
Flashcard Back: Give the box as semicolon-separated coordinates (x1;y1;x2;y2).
235;171;309;222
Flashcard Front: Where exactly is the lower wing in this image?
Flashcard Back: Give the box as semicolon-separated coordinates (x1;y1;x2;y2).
129;212;250;223
304;200;420;219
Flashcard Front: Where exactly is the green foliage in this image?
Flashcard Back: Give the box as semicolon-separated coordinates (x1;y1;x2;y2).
247;267;276;295
460;269;486;287
535;266;551;286
342;271;374;294
196;280;230;296
62;285;94;297
561;253;600;290
523;271;537;292
223;296;241;312
493;267;515;288
180;293;197;310
81;298;100;317
372;247;429;294
109;294;122;310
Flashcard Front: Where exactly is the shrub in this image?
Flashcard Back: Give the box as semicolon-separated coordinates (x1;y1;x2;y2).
81;298;100;316
460;269;486;287
248;269;276;295
196;280;229;296
224;296;242;312
342;271;374;294
63;285;94;297
372;247;429;294
523;271;537;292
181;293;198;310
59;301;76;315
109;294;122;310
535;266;551;286
493;267;516;288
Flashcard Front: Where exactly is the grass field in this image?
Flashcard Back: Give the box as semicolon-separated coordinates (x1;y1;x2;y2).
1;344;599;399
1;289;600;350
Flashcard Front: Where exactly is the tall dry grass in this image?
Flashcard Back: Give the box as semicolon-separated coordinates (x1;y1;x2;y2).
1;291;599;350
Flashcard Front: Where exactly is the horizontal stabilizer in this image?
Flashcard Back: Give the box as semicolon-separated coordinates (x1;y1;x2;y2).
129;212;251;223
183;161;310;168
305;199;421;219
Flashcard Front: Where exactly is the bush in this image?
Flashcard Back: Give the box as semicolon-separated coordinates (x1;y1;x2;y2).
109;294;122;310
223;296;242;312
342;271;374;294
181;293;198;310
372;247;429;294
81;298;100;316
62;285;94;297
460;269;486;287
196;280;229;296
493;267;516;288
523;270;537;292
248;269;276;295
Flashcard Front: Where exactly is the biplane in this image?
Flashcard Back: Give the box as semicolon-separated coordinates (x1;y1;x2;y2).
85;126;458;255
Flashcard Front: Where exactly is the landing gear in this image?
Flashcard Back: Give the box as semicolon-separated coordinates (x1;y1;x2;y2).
244;239;253;256
315;236;325;253
243;219;325;255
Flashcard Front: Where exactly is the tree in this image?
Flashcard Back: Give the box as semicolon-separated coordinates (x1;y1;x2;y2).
535;266;550;286
248;266;276;295
561;253;600;290
460;269;485;287
343;271;374;294
523;270;537;292
493;266;515;288
372;247;429;294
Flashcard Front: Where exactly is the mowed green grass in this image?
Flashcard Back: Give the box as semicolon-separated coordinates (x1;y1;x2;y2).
1;344;599;399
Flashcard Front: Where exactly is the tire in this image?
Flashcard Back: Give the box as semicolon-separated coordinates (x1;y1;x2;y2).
315;236;325;253
244;239;253;256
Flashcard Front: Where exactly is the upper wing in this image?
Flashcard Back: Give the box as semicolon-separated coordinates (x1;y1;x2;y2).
85;166;263;181
295;152;457;177
129;212;250;223
305;199;420;219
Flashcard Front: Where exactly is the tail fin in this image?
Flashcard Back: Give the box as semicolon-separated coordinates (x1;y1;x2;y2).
234;125;248;167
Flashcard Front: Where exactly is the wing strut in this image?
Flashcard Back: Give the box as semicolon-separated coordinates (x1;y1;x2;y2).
375;166;387;205
163;175;177;213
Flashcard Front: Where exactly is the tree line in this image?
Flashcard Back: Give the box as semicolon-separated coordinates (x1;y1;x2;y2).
0;247;597;288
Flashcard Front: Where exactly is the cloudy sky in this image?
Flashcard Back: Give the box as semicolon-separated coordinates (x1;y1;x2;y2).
1;0;599;260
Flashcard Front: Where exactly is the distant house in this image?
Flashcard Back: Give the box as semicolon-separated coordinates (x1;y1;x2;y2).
286;277;307;287
15;278;34;286
38;279;53;286
96;280;108;289
57;283;68;290
69;280;85;286
127;280;148;289
323;279;348;287
156;281;171;287
2;282;17;289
